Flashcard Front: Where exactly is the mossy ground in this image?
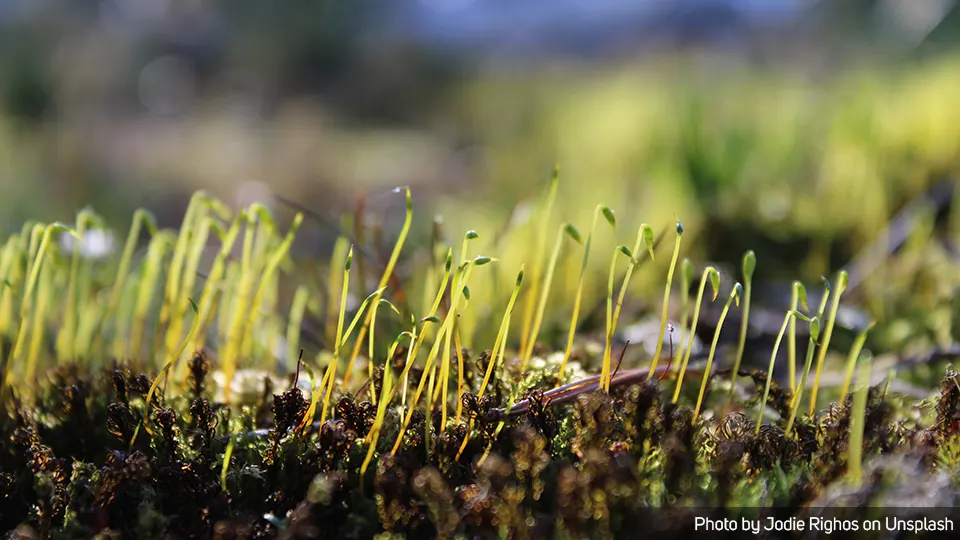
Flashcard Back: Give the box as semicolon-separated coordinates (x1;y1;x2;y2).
2;345;960;539
1;183;959;539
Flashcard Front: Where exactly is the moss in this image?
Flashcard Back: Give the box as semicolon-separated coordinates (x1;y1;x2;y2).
2;185;960;537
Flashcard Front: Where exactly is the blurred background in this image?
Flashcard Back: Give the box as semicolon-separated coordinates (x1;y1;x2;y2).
2;0;960;362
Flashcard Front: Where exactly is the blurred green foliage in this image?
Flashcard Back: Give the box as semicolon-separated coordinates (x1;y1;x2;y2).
1;4;959;360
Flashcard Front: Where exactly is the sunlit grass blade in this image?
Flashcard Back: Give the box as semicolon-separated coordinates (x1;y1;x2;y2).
361;331;412;477
130;230;176;362
694;282;741;420
317;286;386;427
786;316;821;436
391;257;489;455
286;286;311;374
26;263;54;384
755;310;811;434
601;224;655;392
848;353;872;485
165;215;214;362
219;206;274;402
192;212;245;352
325;233;351;344
363;298;400;403
809;270;849;415
838;321;876;403
519;165;559;361
672;266;718;402
10;223;79;384
57;208;105;361
434;231;481;430
787;281;808;393
95;209;157;359
131;298;200;446
649;221;684;379
344;187;413;388
241;213;303;363
522;223;580;369
298;246;351;429
676;258;694;361
477;266;524;399
561;205;615;377
157;192;229;355
728;250;755;401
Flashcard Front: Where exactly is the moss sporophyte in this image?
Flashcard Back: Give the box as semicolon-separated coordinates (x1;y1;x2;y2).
2;177;959;539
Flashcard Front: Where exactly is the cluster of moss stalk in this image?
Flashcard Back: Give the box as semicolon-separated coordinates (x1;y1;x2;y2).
1;174;958;539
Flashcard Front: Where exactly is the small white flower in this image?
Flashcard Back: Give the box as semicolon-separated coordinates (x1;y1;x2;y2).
59;228;116;260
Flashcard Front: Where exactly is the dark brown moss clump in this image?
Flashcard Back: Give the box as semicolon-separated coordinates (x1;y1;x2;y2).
1;361;958;539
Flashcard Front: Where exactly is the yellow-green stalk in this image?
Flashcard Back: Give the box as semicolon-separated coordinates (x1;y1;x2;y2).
728;250;756;401
601;225;656;392
130;230;175;361
421;244;441;325
286;286;311;374
361;330;414;477
434;316;455;431
193;212;244;351
367;298;400;405
318;279;387;425
164;215;214;362
560;205;615;377
434;231;480;428
96;209;157;359
0;236;23;338
787;281;808;392
838;321;876;403
241;213;303;365
848;353;872;485
73;301;102;362
217;263;239;344
391;281;472;455
521;223;581;370
325;235;351;344
676;258;694;361
57;208;104;361
453;324;468;422
26;263;54;384
157;193;229;354
519;165;559;361
694;283;741;420
755;310;812;435
300;246;351;428
391;257;491;455
368;298;399;399
220;205;273;401
672;266;718;402
132;298;200;445
393;249;453;409
649;221;684;379
477;267;524;399
455;282;515;461
221;422;241;492
600;246;630;391
786;316;821;436
784;278;831;428
809;269;849;415
22;226;44;289
315;285;387;427
243;206;282;360
10;223;78;383
343;188;413;387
